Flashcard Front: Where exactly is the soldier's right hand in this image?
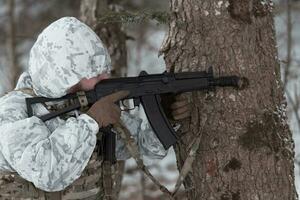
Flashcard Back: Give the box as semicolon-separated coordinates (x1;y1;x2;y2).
86;90;129;127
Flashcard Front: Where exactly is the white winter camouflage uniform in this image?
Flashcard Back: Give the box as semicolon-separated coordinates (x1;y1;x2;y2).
0;17;166;197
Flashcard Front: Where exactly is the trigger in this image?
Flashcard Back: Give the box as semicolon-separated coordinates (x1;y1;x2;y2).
121;100;127;108
120;99;139;111
120;100;135;111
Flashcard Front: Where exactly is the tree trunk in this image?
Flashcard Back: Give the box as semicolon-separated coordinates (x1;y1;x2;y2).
161;0;297;199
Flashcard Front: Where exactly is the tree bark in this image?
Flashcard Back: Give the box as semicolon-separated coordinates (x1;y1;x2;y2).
80;1;127;199
161;0;297;199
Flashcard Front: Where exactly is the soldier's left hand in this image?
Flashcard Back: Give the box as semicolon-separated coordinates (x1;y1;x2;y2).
170;95;191;120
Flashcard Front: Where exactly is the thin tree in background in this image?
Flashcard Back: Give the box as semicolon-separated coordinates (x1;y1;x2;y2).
6;0;20;89
81;0;127;77
283;0;300;135
161;0;297;199
279;0;300;188
283;0;292;89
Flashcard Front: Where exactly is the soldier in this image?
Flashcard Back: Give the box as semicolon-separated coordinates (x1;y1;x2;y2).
0;17;191;199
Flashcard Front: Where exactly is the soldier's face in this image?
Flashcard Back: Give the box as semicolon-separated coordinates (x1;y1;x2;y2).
67;73;110;93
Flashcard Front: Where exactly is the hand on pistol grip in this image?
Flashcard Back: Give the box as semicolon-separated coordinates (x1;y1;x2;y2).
86;90;130;127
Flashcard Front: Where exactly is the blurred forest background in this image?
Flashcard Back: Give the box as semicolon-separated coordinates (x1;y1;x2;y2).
0;0;300;199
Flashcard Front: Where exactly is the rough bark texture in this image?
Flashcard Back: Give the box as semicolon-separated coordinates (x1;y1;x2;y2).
161;0;297;199
80;1;127;199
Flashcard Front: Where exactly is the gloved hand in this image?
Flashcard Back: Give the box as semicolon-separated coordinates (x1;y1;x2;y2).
170;95;191;120
161;94;191;121
86;90;129;127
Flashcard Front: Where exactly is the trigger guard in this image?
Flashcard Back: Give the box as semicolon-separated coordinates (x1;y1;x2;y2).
121;100;127;108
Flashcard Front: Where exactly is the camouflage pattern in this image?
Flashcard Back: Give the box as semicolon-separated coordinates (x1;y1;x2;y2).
28;17;111;98
15;71;33;90
0;17;167;197
0;88;99;192
0;150;102;199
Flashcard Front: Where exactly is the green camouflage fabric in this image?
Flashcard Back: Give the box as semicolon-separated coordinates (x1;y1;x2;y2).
0;17;167;196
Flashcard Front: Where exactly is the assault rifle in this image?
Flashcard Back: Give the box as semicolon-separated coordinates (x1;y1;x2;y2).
26;67;244;163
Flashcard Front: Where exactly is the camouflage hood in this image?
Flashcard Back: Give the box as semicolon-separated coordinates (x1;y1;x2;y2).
28;17;111;98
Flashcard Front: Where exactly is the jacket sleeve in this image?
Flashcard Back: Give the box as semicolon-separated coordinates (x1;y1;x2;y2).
0;91;99;192
116;112;168;160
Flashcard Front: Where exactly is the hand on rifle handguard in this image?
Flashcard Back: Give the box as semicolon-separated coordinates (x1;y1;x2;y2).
170;95;192;120
161;94;192;121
